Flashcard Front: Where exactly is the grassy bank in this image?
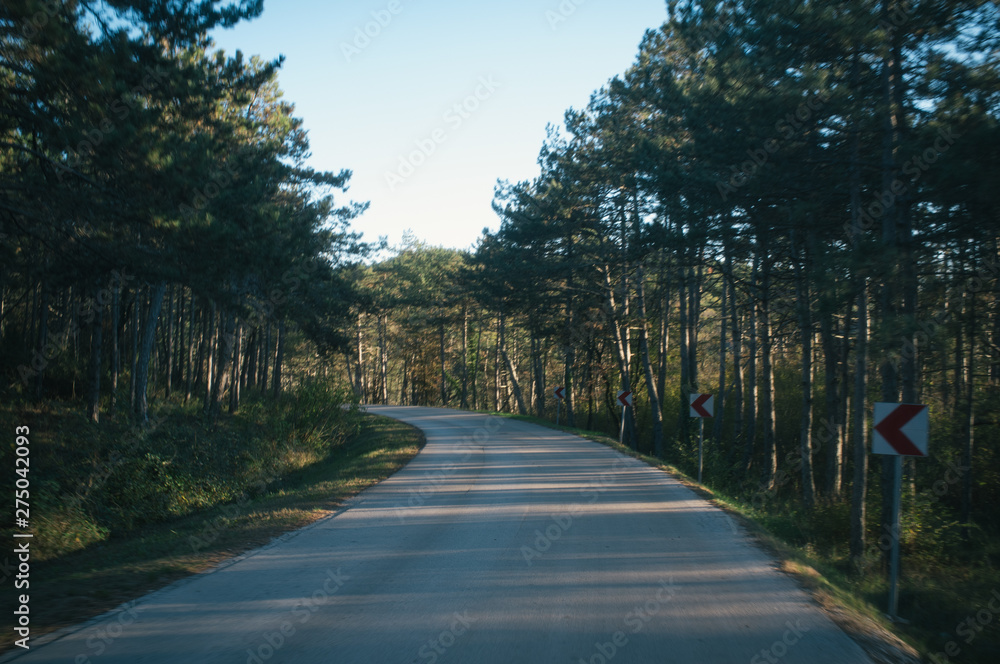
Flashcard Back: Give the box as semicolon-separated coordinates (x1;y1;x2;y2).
0;393;423;651
492;410;999;664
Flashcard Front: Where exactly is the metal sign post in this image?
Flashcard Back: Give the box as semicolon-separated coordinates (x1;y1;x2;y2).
554;387;565;426
617;390;633;446
872;402;929;621
689;394;714;484
698;418;704;483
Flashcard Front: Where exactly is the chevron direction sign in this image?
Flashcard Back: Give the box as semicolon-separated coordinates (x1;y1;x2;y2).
689;394;713;418
873;403;929;457
617;390;633;408
554;386;566;401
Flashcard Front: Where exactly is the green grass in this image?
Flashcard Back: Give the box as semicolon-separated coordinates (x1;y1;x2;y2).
0;408;423;651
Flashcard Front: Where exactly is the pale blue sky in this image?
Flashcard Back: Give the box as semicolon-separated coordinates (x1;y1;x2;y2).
211;0;668;251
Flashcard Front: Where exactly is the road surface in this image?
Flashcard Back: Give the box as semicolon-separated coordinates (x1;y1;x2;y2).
7;406;873;664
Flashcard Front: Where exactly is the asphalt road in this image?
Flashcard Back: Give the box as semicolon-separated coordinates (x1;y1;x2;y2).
8;406;873;664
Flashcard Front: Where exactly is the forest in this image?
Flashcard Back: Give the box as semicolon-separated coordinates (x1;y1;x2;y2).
2;0;1000;658
351;0;1000;570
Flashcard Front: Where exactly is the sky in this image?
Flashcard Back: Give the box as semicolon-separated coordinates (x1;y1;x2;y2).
210;0;669;252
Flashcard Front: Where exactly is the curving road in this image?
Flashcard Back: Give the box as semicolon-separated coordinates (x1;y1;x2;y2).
7;406;872;664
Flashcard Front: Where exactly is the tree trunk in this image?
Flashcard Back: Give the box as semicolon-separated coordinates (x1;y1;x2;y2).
164;284;174;397
760;253;777;489
637;262;664;455
110;281;120;410
499;309;528;415
381;313;389;405
849;280;870;570
743;255;759;471
961;289;975;539
603;264;637;449
272;319;285;398
793;229;816;509
86;283;103;423
33;284;49;400
439;320;448;405
356;313;365;401
727;253;744;466
461;306;469;409
714;264;727;449
260;321;271;393
203;301;217;410
229;319;242;414
821;307;844;498
209;311;235;418
134;281;167;423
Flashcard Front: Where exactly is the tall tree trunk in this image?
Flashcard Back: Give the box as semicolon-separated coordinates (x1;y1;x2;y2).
203;301;217;410
110;281;120;410
134;281;167;423
532;333;546;418
229;319;242;414
356;313;365;401
727;253;744;465
461;306;469;409
848;63;869;567
849;280;870;570
184;292;196;404
678;263;690;449
603;264;637;449
637;262;664;455
260;321;271;393
439;320;448;405
493;314;501;412
381;313;389;405
714;265;727;450
272;320;285;398
878;1;906;570
760;253;777;489
86;283;103;423
33;283;49;401
961;290;975;539
743;256;759;472
821;307;844;498
499;309;528;415
472;313;482;410
209;311;235;418
164;284;174;398
794;229;816;509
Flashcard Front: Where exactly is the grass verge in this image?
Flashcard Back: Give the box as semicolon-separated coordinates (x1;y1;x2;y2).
0;412;423;652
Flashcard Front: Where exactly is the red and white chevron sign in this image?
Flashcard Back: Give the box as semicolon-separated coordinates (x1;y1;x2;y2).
873;403;929;457
554;386;566;401
690;394;713;418
617;390;633;408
